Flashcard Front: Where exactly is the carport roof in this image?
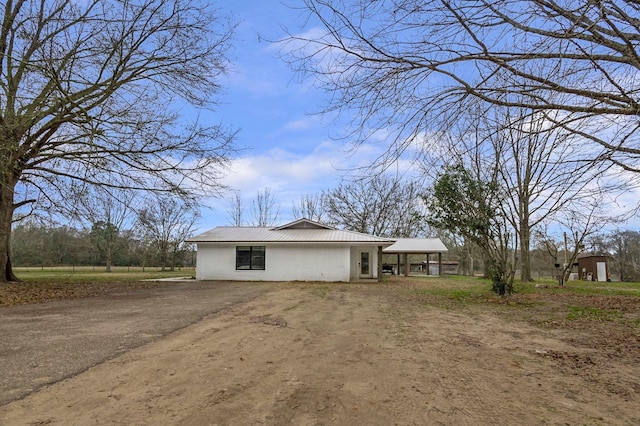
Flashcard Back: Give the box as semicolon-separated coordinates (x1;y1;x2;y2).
383;238;448;253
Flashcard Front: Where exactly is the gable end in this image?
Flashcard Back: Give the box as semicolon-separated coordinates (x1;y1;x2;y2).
273;218;334;230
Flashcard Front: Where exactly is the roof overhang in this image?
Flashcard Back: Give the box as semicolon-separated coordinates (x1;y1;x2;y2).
383;238;448;254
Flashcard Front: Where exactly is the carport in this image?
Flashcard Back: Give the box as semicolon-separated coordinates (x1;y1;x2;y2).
382;238;448;276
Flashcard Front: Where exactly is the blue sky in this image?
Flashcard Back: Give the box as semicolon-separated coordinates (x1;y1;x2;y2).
197;1;395;230
194;1;640;234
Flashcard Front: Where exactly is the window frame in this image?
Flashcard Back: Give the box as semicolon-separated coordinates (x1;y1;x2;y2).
235;246;266;270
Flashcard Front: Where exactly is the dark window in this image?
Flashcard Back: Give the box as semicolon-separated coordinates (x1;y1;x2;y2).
236;246;265;270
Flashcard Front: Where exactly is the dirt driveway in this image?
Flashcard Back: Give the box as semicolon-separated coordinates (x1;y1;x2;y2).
1;280;639;425
0;280;273;406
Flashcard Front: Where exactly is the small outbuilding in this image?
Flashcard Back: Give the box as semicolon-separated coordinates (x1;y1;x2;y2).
188;219;395;282
577;254;611;282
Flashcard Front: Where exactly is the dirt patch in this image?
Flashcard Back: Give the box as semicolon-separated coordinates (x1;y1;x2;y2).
0;279;178;306
1;281;639;425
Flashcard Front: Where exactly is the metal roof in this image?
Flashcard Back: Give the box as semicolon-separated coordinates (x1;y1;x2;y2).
188;219;447;250
383;238;448;253
188;219;395;245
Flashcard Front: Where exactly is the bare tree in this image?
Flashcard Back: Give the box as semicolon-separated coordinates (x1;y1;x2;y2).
226;190;244;226
292;193;328;223
137;196;200;271
324;175;428;237
251;188;280;227
0;0;236;282
436;102;619;282
285;1;640;171
606;230;640;282
71;186;138;272
533;227;562;279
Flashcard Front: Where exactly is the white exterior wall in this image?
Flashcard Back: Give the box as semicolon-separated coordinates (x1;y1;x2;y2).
349;246;380;280
196;243;353;282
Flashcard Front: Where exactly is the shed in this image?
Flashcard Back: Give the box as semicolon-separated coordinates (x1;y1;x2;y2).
382;238;449;276
577;255;611;282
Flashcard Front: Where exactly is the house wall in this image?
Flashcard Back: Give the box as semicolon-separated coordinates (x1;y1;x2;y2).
349;246;380;280
195;243;353;282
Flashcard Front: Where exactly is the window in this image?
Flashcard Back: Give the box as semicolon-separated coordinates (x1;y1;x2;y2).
236;246;266;270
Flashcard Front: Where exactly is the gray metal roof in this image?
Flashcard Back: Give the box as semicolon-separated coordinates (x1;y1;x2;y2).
188;219;395;245
383;238;448;253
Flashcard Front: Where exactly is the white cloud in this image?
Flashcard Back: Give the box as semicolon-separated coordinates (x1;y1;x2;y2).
198;142;343;229
197;137;424;229
223;142;343;194
281;118;312;132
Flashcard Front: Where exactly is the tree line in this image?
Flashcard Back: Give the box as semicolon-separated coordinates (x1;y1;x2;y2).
12;191;199;271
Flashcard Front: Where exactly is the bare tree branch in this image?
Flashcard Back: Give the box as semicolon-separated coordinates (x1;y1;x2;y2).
0;0;236;281
284;1;640;172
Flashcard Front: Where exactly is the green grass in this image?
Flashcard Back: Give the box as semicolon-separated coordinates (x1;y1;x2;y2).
415;286;487;301
567;305;623;322
384;275;496;307
380;275;640;312
13;266;195;283
526;281;640;297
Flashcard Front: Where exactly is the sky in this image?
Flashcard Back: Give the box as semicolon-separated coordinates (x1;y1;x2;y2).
196;1;399;231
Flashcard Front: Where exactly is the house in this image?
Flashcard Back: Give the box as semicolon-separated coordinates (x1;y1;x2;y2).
187;219;395;282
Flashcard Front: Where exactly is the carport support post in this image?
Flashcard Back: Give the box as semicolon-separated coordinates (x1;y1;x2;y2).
377;246;383;282
438;252;443;276
404;253;409;277
426;253;430;275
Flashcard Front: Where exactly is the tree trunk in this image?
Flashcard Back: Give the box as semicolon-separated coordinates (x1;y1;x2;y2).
0;183;19;282
160;243;168;271
520;224;533;282
483;257;491;279
105;245;112;272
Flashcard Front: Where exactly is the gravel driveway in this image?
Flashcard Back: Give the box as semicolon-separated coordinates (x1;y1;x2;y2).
0;280;274;405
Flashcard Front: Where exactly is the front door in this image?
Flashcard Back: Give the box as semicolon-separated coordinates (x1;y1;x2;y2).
360;251;371;278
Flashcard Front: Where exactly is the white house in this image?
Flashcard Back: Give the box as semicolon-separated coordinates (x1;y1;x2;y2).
188;219;396;282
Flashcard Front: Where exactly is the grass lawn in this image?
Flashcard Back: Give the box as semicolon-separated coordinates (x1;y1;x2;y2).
1;266;196;306
387;273;640;298
12;265;195;283
377;274;640;330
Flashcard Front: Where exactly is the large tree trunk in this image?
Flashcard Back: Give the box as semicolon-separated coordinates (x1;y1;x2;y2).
105;246;112;273
520;224;533;282
160;242;168;271
0;183;19;282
